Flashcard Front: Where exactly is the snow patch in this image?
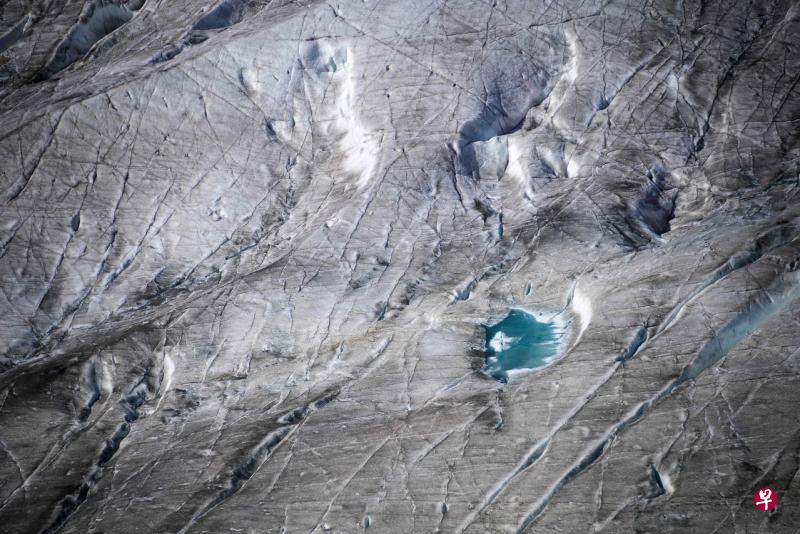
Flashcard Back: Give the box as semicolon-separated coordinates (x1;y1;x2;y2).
472;136;509;180
301;42;379;190
570;286;592;337
489;332;521;352
239;67;262;95
505;135;527;186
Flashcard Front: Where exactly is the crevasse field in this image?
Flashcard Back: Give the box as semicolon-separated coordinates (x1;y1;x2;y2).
0;1;799;533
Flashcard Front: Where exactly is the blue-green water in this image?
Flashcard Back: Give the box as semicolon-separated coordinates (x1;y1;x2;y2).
483;309;564;382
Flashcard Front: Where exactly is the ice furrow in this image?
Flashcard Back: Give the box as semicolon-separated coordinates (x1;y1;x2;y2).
516;270;800;532
457;363;621;533
175;387;341;532
615;324;648;363
0;14;30;53
655;222;800;338
42;376;150;534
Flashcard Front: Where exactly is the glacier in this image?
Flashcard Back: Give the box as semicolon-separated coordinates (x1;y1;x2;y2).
0;0;799;533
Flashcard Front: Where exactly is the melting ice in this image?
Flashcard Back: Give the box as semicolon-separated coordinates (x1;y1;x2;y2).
483;309;565;382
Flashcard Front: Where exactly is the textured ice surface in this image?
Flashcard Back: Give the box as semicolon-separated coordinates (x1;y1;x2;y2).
483;309;565;382
1;0;800;533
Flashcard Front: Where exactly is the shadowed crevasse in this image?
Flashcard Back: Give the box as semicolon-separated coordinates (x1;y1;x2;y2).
36;0;145;80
